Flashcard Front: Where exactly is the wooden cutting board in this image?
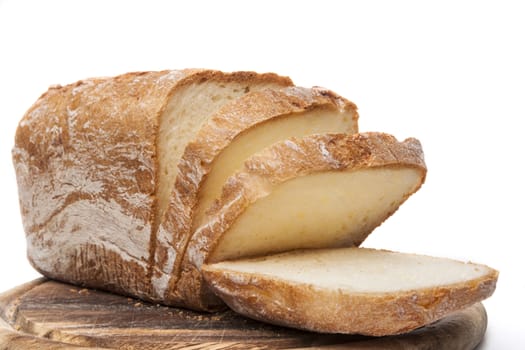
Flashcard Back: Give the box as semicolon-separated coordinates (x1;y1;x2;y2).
0;278;487;349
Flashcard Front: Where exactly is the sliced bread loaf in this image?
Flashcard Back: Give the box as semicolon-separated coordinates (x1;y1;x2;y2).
13;69;498;334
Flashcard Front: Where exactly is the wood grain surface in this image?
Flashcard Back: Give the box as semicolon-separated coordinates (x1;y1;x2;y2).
0;279;487;349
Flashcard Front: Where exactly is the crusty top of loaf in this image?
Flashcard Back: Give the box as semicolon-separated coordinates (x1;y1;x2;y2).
14;69;293;167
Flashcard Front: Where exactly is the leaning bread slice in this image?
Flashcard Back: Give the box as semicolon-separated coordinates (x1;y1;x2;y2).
12;69;292;303
178;132;426;310
202;247;498;336
155;87;358;306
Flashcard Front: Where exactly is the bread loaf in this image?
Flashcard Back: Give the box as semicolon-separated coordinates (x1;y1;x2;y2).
13;69;498;335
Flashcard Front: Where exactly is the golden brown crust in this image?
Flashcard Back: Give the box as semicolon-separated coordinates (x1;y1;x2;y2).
170;69;293;89
153;86;358;307
179;132;426;310
12;69;292;303
201;251;498;336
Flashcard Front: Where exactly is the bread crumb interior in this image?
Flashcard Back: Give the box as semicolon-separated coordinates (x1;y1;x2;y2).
208;247;490;292
209;168;422;262
157;82;274;231
193;108;357;229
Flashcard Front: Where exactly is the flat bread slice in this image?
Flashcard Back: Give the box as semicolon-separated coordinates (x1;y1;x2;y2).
202;247;498;336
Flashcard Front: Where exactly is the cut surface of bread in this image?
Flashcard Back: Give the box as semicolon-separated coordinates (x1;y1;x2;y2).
179;132;426;310
193;104;358;230
210;168;422;263
202;247;499;336
156;76;292;235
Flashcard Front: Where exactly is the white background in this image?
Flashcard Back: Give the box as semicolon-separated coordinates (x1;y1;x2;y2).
0;0;523;348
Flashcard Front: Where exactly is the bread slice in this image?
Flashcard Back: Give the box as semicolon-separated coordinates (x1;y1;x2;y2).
12;69;292;302
154;87;359;305
202;247;498;336
179;132;426;310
